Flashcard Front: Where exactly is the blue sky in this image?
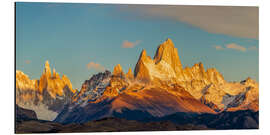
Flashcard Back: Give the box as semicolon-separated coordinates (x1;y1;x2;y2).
16;3;259;89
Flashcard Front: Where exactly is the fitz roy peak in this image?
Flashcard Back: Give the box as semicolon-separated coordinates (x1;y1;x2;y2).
134;38;183;82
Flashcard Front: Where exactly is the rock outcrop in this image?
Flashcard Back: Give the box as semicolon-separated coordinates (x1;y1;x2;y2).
16;104;38;122
73;70;112;104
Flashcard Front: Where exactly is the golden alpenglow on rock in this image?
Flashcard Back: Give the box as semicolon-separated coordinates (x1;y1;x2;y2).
113;64;125;77
134;49;153;82
16;61;77;121
154;38;183;75
38;61;75;97
126;68;134;80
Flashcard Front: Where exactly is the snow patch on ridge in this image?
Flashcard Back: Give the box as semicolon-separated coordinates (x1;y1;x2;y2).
143;59;177;81
18;103;58;121
75;71;112;106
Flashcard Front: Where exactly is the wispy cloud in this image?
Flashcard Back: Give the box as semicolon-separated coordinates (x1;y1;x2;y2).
86;62;105;71
120;5;258;39
226;43;247;52
122;40;141;48
25;60;31;64
214;43;258;52
213;45;224;50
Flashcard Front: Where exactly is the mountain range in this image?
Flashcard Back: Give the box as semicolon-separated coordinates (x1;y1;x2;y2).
15;38;259;132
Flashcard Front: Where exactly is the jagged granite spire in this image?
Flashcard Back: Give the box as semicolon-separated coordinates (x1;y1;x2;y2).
126;68;134;80
134;49;152;82
113;64;124;77
44;60;51;77
154;38;183;72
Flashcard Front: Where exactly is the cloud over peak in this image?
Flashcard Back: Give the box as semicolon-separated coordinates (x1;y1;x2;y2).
86;62;105;71
226;43;247;52
213;45;224;50
122;40;141;48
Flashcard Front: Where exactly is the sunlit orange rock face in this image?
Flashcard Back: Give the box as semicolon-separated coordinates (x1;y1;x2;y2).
110;84;216;117
16;71;39;102
153;38;183;76
38;61;76;98
125;68;134;80
16;61;77;120
17;61;76;100
134;49;152;83
113;64;125;77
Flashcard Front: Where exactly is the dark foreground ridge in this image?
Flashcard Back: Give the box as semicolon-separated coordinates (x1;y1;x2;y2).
16;106;258;133
16;117;209;133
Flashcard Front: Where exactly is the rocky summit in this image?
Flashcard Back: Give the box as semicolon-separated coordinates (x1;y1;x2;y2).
16;61;77;121
54;38;258;124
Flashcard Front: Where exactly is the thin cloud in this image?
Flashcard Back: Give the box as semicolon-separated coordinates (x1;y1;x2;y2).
213;45;224;50
119;5;258;39
86;62;105;71
25;60;31;64
226;43;247;52
213;43;258;52
122;40;141;48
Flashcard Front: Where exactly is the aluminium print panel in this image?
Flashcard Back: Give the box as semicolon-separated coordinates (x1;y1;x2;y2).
15;2;259;133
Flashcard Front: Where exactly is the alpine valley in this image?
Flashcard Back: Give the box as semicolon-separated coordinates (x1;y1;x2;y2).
15;39;259;133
